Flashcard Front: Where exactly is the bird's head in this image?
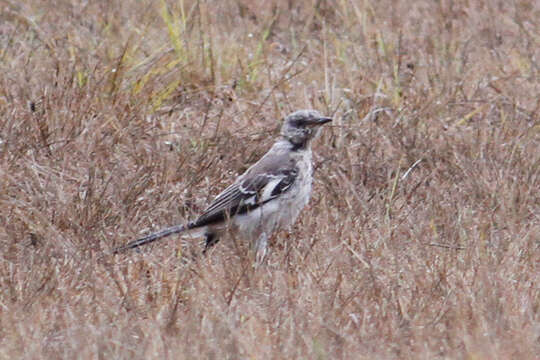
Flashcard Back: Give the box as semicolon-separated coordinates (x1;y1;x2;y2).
280;109;332;149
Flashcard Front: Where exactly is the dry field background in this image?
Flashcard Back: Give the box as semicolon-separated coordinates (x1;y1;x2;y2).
0;0;539;359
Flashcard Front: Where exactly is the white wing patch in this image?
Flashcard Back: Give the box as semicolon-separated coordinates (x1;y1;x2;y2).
260;175;290;202
241;194;258;206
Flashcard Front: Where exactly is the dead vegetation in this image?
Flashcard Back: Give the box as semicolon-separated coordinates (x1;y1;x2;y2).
0;0;538;358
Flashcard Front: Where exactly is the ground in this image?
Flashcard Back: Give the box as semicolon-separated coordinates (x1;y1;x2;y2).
0;0;538;359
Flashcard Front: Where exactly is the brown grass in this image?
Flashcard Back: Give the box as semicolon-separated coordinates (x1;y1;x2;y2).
1;0;539;358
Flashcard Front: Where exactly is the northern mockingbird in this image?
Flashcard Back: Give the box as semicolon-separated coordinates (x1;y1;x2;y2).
114;109;332;261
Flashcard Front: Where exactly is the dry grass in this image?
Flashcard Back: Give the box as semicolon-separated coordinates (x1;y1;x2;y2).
1;0;539;358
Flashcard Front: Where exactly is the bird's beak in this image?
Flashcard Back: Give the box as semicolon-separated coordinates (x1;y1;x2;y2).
316;117;332;124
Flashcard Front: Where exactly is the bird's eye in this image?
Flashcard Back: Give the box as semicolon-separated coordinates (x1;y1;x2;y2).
291;119;307;127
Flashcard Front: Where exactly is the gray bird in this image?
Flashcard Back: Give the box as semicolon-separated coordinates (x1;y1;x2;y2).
114;109;332;261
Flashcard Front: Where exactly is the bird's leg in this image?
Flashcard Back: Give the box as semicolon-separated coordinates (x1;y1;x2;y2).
254;232;269;265
202;232;219;254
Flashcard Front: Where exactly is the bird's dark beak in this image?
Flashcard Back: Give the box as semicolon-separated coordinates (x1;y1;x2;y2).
317;117;332;124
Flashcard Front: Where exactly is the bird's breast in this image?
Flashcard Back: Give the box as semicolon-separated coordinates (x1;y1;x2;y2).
283;150;313;217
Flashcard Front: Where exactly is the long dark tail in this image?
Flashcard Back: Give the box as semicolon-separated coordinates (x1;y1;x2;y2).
113;224;188;254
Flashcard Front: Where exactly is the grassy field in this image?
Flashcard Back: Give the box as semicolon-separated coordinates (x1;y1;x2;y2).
1;0;538;358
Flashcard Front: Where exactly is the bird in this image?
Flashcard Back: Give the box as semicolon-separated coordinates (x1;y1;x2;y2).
114;109;332;262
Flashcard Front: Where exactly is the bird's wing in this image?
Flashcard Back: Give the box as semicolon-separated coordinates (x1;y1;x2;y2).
192;165;298;228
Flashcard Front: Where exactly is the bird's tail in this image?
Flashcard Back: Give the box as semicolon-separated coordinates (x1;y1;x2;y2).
113;224;188;254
